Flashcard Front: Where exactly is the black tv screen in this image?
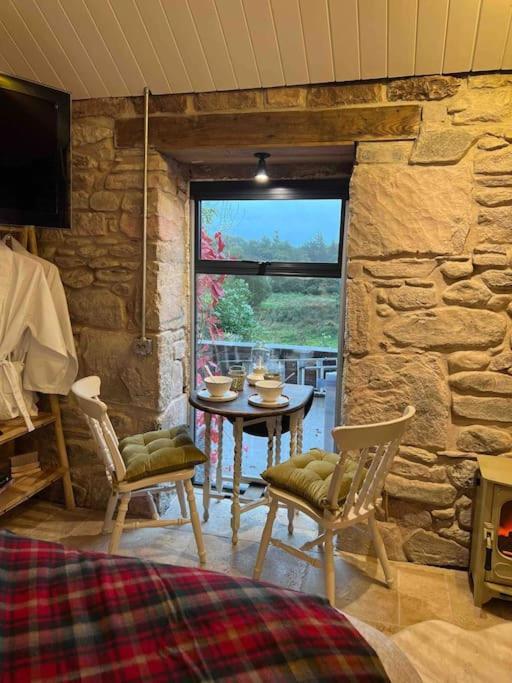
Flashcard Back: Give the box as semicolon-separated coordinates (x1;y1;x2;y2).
0;74;70;229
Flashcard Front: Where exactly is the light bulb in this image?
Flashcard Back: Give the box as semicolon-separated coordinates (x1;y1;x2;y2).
254;152;270;182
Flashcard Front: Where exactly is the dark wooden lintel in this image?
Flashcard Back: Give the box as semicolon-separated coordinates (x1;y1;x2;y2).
115;104;421;152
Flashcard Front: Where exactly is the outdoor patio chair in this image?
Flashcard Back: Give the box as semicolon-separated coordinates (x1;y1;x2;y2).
72;375;207;563
253;406;415;606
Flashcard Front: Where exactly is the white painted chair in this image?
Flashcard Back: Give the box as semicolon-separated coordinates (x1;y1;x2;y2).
72;376;206;563
253;406;415;606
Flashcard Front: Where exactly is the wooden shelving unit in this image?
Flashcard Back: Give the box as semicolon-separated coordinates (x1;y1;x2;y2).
0;226;75;515
0;466;65;516
0;412;56;446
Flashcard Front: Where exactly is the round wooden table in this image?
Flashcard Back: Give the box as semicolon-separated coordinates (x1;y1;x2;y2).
189;383;314;544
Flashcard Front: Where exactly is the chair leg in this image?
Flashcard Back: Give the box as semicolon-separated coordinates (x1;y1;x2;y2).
102;492;119;534
176;481;188;518
109;493;130;554
185;479;206;566
287;504;294;535
253;497;278;580
323;529;336;607
369;514;393;587
146;492;159;520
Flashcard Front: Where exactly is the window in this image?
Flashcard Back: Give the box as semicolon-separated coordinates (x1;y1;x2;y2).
191;179;348;483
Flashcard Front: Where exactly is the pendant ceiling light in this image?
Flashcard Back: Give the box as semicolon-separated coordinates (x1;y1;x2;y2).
254;152;270;183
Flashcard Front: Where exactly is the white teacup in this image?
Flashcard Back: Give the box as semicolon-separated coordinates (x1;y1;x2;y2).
255;379;283;403
205;375;232;397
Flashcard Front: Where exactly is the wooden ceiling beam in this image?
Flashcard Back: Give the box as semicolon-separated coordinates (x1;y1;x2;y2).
115;105;420;152
188;161;353;181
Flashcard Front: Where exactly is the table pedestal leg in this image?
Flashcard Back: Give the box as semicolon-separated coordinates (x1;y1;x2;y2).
297;408;304;455
275;417;282;465
290;412;299;459
203;412;212;523
265;417;276;470
231;417;243;545
215;415;224;493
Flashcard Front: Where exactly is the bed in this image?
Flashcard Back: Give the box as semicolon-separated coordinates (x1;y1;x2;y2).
0;530;415;682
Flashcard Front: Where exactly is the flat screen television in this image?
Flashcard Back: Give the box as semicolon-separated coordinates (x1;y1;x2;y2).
0;74;71;229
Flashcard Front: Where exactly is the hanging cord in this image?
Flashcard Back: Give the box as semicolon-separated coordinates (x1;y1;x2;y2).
134;86;153;356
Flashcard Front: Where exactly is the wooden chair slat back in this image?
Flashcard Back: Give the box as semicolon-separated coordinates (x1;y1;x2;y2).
86;415;116;477
329;406;415;519
72;376;127;482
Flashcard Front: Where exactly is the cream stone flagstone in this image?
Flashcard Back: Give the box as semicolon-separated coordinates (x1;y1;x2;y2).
344;354;450;450
453;396;512;422
346;280;370;356
349;164;472;258
449;87;512;125
439;259;473;279
383;307;506;350
456;426;512;454
403;529;469;566
399;447;438;465
390;458;448;484
474;146;512;174
481;270;512;291
442;279;493;307
410;128;476;165
363;260;436;278
385;475;457;507
448;351;490;373
387;286;437;310
67;289;126;330
489;352;512;371
449;371;512;395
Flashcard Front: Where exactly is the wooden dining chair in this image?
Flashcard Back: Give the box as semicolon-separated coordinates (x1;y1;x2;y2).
253;406;415;606
72;376;206;563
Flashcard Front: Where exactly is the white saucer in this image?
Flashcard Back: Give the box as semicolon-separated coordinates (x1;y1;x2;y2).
198;389;238;403
248;394;289;408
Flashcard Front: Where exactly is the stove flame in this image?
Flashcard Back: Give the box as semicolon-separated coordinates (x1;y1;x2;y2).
498;501;512;538
498;501;512;558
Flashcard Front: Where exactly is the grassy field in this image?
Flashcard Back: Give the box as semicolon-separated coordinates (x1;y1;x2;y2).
254;293;339;349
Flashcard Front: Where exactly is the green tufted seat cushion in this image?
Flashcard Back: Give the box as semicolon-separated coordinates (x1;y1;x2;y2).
261;448;360;511
119;425;207;482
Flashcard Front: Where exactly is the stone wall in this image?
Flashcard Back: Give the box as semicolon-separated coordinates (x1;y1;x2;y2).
29;73;512;566
341;73;512;567
39;100;190;509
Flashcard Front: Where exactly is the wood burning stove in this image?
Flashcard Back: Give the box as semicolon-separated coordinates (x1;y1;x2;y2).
470;454;512;606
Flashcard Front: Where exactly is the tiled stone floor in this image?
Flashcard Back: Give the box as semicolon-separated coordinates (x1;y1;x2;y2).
2;492;511;639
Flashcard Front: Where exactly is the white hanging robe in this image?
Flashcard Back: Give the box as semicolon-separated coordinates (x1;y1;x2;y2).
0;242;70;430
10;237;78;391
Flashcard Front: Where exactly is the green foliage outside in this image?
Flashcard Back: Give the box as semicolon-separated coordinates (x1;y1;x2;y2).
256;292;339;349
203;213;340;350
214;277;339;349
215;278;256;340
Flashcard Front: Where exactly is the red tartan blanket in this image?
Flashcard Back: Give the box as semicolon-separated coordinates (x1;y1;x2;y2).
0;531;388;682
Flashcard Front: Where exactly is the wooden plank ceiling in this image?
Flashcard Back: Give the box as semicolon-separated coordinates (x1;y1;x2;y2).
0;0;511;100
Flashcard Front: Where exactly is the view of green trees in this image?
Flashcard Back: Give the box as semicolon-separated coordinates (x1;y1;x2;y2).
225;230;339;263
201;215;340;351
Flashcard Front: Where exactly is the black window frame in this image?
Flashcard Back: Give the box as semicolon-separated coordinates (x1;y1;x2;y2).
191;179;348;279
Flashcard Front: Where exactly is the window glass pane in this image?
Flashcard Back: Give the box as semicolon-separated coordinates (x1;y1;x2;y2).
200;199;342;263
194;274;339;482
